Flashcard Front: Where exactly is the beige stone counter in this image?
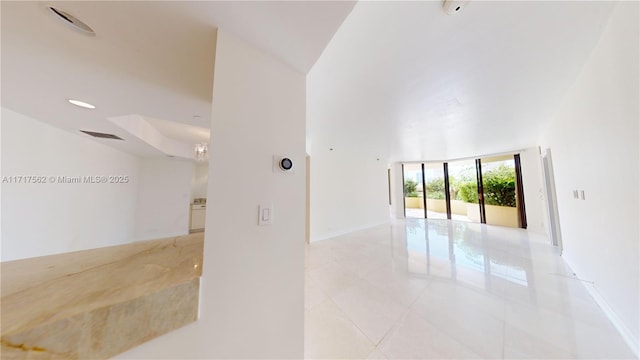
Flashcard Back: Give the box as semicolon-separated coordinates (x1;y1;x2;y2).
1;233;204;359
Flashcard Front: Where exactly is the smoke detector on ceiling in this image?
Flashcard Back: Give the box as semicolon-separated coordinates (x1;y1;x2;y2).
443;0;469;15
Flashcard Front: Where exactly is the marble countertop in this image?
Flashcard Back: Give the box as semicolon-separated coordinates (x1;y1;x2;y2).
1;233;204;358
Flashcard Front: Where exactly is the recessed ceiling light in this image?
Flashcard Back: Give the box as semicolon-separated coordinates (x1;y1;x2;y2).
68;99;96;109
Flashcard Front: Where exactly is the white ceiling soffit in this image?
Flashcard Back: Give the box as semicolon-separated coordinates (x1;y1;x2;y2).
109;115;199;160
144;116;210;145
1;1;355;157
307;1;616;162
182;1;358;73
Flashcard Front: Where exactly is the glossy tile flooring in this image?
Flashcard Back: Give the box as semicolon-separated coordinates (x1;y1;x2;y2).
304;219;636;359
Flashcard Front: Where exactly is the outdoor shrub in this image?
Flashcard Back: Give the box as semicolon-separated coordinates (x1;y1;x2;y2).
404;179;418;197
425;178;445;199
482;164;516;207
458;181;479;204
407;165;516;206
454;165;516;207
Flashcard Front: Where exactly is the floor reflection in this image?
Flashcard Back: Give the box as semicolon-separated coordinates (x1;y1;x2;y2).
304;219;635;359
403;219;531;290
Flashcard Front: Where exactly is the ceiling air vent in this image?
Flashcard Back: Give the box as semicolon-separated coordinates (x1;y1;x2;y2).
443;0;469;15
80;130;124;140
48;7;96;36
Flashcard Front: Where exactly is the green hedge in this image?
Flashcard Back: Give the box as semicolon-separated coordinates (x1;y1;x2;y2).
406;165;516;206
454;165;516;207
425;178;445;199
482;165;516;207
457;180;479;204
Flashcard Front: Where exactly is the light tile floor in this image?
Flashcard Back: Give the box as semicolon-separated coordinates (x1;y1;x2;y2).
304;219;636;359
405;208;470;222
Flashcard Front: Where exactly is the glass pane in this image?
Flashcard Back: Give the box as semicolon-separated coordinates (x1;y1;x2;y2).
448;159;480;223
424;163;447;220
424;221;451;278
403;163;424;218
480;155;519;228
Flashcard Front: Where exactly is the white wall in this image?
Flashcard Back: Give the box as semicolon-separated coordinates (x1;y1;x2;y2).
519;147;546;234
134;158;193;241
191;162;208;201
390;162;405;219
117;28;306;359
306;5;393;241
539;1;639;352
309;145;390;241
1;107;140;261
0;108;3;259
205;30;305;356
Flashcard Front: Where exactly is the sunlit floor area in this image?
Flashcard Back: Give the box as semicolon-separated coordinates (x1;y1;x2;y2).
304;219;635;359
405;208;471;222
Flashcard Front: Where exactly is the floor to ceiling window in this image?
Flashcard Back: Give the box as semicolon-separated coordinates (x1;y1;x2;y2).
423;162;447;220
402;163;425;218
479;155;519;228
448;158;480;223
401;153;527;229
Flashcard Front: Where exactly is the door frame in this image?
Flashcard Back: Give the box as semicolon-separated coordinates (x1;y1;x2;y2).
541;149;562;251
514;154;528;229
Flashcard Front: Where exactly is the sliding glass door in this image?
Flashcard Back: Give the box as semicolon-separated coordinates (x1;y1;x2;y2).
479;155;519;228
424;163;447;219
403;163;425;218
402;154;527;229
448;159;480;223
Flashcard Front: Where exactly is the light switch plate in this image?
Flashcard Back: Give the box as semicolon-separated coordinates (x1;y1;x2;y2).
258;204;273;226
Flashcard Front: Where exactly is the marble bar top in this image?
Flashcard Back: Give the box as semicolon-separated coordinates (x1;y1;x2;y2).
1;233;204;358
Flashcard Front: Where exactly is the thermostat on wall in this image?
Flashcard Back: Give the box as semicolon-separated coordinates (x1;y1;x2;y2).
279;158;293;171
273;155;295;174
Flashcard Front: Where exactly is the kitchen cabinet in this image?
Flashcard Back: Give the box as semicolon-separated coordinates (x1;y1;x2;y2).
190;204;206;232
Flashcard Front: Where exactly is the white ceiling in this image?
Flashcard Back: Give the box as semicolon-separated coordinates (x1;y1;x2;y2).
2;1;619;162
307;1;617;162
144;117;210;145
1;1;356;156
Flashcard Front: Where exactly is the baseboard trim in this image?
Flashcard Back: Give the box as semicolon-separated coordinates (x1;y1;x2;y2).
583;281;639;357
310;221;390;242
563;257;639;358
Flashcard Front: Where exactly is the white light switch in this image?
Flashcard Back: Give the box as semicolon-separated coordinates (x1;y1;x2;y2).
259;204;273;226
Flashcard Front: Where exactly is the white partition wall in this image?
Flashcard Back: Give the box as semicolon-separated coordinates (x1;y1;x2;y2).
1;108;140;261
133;158;193;241
539;1;639;353
116;28;306;359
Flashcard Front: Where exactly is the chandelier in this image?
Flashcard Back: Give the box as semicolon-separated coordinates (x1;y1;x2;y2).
194;143;208;161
